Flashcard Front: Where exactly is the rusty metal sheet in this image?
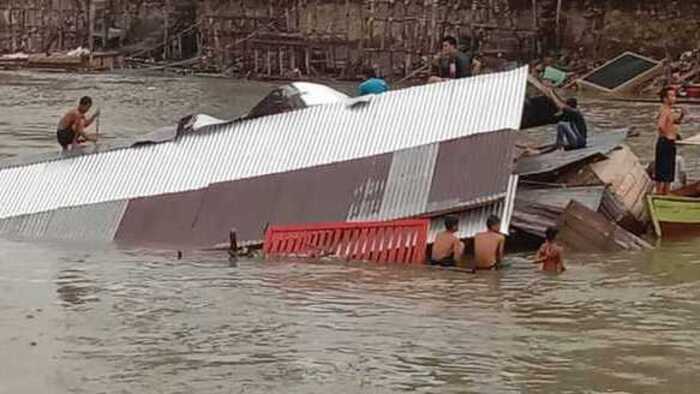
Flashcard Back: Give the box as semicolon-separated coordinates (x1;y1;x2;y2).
190;155;393;246
348;143;439;221
111;129;517;247
114;189;207;246
428;130;516;212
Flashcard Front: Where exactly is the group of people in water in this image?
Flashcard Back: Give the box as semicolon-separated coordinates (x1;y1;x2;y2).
431;215;565;274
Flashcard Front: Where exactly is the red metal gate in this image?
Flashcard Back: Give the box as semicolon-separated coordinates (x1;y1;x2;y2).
263;219;429;264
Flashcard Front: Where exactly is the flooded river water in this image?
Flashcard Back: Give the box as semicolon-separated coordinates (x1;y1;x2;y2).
1;70;700;393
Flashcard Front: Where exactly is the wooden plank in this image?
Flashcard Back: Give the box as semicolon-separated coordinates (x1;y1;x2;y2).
558;200;651;252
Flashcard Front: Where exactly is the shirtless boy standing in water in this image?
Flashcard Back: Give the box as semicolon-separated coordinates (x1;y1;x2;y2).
56;96;99;150
533;227;566;273
431;215;464;267
474;215;505;270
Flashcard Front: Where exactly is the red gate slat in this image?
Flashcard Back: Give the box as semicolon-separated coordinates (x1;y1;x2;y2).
264;219;429;264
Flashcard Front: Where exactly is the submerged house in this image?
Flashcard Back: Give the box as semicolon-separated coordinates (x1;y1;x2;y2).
0;67;528;248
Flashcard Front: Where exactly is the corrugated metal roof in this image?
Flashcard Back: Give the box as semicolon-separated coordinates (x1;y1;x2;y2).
0;67;527;220
511;185;620;238
0;132;517;246
516;186;606;211
429;175;518;242
0;200;127;241
515;130;627;177
348;143;439;221
350;130;517;222
113;130;517;247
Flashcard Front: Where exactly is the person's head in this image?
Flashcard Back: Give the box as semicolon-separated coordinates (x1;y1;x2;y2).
444;215;459;233
660;86;677;105
565;97;578;109
671;69;681;80
363;65;379;80
486;215;501;232
441;36;458;56
78;96;93;114
545;226;559;242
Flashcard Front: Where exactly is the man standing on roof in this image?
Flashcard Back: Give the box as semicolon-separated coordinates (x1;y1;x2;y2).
56;96;99;151
655;86;685;195
428;36;472;84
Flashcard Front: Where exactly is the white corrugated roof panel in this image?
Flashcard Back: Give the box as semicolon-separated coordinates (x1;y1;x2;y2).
0;67;527;219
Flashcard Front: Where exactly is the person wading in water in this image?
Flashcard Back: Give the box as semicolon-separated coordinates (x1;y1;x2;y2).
430;215;464;267
655;86;685;195
56;96;99;151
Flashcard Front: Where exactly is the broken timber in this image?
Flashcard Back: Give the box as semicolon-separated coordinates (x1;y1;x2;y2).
558;201;652;252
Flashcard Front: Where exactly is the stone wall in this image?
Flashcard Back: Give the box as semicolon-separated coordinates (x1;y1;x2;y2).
3;1;700;72
556;0;700;59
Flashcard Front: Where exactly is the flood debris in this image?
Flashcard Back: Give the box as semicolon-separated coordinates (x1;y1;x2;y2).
512;126;653;250
511;186;620;238
263;219;429;264
0;49;124;72
558;201;651;252
560;145;653;234
575;52;662;95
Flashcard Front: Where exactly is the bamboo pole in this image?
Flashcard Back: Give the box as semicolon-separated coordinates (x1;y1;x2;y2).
9;2;15;52
555;0;562;49
89;0;95;61
163;0;170;60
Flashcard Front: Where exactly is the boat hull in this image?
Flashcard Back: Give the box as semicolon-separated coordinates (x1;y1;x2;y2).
648;195;700;238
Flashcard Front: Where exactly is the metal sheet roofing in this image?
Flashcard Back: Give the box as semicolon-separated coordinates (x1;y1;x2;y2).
349;130;517;222
0;67;527;220
516;186;606;211
0;130;517;246
115;130;517;247
0;200;127;241
429;175;518;242
514;130;627;177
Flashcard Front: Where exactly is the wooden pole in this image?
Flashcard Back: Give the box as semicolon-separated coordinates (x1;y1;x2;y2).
89;0;95;61
163;0;170;60
103;4;109;50
555;0;563;49
532;0;539;56
9;2;15;52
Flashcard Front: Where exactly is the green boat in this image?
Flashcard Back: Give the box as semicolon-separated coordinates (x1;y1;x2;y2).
648;195;700;238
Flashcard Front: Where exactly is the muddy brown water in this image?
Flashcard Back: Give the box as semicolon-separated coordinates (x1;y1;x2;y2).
1;70;700;393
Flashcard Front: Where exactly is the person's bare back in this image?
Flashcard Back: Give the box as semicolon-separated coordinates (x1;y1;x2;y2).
56;96;99;150
430;215;464;266
58;109;83;131
474;231;505;269
432;231;463;261
473;215;505;270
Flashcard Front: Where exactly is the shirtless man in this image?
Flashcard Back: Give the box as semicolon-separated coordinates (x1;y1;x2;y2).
533;227;565;273
474;215;505;270
56;96;99;150
655;86;684;195
430;215;464;267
